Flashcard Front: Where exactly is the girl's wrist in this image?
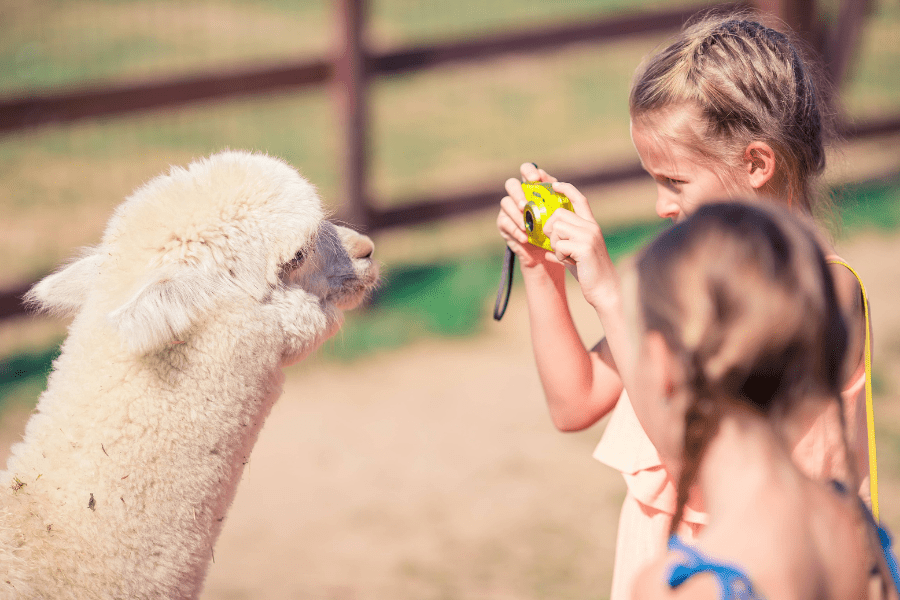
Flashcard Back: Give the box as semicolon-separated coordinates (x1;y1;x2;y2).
585;279;622;316
520;258;566;283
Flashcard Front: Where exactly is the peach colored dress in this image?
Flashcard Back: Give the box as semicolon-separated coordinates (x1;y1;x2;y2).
594;256;869;600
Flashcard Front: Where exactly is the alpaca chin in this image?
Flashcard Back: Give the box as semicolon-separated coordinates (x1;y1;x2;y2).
280;315;343;367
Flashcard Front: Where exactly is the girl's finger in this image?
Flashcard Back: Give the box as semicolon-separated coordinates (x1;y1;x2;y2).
534;167;558;183
498;209;529;244
520;163;559;184
552;181;594;221
499;195;525;228
550;239;577;267
504;177;527;208
520;162;542;183
543;204;587;240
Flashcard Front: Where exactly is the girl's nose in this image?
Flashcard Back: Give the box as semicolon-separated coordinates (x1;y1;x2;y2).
655;189;681;221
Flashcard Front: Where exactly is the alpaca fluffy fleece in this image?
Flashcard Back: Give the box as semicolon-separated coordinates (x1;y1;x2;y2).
0;151;379;599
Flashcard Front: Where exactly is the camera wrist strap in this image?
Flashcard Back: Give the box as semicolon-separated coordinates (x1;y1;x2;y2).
494;166;537;321
493;246;515;320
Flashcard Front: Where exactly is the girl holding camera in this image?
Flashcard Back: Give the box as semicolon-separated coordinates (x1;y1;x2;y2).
496;12;873;600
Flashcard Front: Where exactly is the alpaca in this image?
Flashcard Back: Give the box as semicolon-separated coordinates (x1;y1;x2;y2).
0;151;379;599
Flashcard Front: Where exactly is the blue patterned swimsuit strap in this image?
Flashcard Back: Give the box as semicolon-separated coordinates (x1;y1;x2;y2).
666;535;765;600
831;480;900;593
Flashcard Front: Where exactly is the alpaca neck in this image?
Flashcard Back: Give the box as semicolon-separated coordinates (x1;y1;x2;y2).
4;311;287;598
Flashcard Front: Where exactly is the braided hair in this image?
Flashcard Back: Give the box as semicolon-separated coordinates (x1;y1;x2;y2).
629;11;836;216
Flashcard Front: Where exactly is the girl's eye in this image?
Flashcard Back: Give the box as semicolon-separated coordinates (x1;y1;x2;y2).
664;177;686;187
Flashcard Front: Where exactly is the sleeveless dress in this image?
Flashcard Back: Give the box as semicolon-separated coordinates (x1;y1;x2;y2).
595;255;870;600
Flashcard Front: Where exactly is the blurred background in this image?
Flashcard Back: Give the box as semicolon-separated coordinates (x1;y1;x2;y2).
1;1;899;598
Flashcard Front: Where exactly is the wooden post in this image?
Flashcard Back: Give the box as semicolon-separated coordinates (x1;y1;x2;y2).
334;0;370;231
825;0;872;89
753;0;820;55
753;0;872;95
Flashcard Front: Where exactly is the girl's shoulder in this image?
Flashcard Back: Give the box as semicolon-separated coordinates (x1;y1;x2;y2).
696;483;868;599
809;479;883;597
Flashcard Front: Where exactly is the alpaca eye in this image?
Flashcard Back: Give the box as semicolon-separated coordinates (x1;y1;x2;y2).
287;248;305;269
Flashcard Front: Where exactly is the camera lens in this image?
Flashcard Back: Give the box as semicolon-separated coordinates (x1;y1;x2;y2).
524;210;534;233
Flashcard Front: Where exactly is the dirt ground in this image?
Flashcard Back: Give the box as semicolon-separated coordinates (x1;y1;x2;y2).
2;230;900;600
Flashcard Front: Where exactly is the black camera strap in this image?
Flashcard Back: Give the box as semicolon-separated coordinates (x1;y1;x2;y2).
493;245;515;321
494;165;541;321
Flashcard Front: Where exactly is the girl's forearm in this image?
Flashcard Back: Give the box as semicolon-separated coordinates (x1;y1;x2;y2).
590;283;632;382
521;264;623;431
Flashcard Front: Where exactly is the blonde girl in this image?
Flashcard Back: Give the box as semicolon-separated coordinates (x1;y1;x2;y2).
626;201;898;599
496;11;871;599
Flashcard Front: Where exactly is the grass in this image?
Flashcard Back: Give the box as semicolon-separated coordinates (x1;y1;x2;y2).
834;173;900;233
0;0;710;96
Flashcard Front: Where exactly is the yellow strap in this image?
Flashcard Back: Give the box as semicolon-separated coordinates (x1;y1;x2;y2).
828;259;878;522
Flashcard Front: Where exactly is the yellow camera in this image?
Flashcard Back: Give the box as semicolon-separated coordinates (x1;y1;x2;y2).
521;182;573;251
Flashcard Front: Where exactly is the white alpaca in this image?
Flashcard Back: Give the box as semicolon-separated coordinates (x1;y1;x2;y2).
0;151;379;599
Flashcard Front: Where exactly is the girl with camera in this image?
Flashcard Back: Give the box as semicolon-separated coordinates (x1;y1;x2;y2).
496;12;873;600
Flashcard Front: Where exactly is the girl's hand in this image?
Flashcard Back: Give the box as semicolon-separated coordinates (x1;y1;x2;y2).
543;181;618;310
496;163;561;270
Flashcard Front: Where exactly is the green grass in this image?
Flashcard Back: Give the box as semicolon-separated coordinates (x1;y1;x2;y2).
835;173;900;234
0;345;61;400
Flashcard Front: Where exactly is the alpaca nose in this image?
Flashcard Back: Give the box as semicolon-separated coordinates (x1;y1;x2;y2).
353;234;374;259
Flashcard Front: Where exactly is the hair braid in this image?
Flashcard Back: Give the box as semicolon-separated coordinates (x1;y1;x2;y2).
669;355;722;537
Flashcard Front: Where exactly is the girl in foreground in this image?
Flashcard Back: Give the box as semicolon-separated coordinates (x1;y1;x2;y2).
496;11;872;599
626;201;898;599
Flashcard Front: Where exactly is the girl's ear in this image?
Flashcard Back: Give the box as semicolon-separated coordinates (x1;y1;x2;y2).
743;141;777;190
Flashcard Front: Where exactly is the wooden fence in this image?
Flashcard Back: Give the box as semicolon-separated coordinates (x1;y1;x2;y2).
1;0;899;320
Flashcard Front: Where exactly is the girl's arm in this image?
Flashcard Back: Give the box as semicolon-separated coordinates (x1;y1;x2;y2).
497;165;623;431
540;181;636;388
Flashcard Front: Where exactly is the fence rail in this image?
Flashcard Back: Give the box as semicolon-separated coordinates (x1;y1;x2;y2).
2;0;899;321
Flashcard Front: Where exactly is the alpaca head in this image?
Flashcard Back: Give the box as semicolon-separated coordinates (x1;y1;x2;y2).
26;150;379;363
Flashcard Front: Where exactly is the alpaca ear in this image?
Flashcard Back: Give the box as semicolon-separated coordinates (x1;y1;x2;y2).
107;266;224;355
25;249;105;317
